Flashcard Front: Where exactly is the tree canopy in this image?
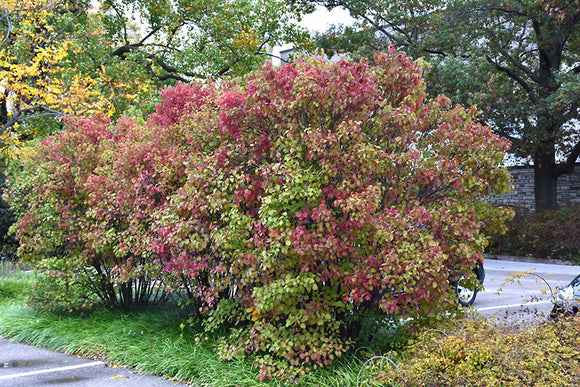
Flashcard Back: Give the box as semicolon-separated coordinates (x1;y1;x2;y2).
0;0;310;153
305;0;580;210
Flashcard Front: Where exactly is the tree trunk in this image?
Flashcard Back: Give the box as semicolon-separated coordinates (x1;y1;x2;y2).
533;153;557;211
1;99;7;128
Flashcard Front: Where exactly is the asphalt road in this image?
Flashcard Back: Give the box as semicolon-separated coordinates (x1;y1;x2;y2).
0;339;189;387
474;257;579;323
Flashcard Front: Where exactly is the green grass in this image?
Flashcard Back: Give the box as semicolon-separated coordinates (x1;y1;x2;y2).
0;270;370;386
0;269;34;302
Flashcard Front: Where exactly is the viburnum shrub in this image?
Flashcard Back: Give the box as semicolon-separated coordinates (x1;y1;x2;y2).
151;50;513;380
4;112;193;309
5;116;115;310
5;50;512;380
3;80;223;310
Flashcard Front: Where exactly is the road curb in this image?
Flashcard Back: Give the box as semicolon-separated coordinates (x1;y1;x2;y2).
485;254;578;266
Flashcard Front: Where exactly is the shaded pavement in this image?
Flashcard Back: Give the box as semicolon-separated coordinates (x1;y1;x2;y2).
0;338;190;386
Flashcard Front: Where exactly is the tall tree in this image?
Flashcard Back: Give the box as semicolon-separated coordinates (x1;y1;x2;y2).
1;0;310;153
0;0;115;153
305;0;580;210
100;0;311;81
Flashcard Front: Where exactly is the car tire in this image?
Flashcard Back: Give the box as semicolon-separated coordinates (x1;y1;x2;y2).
550;304;565;320
454;277;478;306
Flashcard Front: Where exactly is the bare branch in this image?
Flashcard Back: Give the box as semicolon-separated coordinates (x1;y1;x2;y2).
556;140;580;176
214;36;273;78
486;55;537;103
1;0;67;46
1;7;13;47
472;7;528;18
138;25;164;46
46;1;91;47
145;52;201;79
498;48;539;84
0;103;65;134
155;73;191;82
15;106;64;121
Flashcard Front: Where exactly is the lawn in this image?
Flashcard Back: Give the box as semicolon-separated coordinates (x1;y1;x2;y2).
0;269;377;386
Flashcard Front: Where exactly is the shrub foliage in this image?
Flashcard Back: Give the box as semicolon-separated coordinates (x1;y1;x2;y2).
5;51;512;380
488;204;580;262
365;316;580;386
5;115;177;309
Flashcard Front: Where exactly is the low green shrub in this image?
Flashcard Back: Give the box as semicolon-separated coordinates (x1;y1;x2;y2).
363;316;580;386
487;204;580;262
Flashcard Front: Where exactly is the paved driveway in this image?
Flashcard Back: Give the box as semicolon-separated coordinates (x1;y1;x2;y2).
475;257;578;322
0;338;189;386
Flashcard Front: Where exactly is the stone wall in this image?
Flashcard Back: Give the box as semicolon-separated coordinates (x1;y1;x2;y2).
490;164;580;210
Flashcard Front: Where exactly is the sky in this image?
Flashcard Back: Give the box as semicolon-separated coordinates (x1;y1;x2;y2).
272;5;355;64
299;5;354;33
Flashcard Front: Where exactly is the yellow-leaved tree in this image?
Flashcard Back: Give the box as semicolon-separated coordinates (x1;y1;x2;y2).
0;0;141;154
1;0;311;155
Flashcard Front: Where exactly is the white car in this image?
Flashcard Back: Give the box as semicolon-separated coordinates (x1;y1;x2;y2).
551;274;580;318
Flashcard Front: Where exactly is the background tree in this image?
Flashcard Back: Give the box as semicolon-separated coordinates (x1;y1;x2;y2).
0;0;116;153
100;0;312;82
302;0;580;210
1;0;310;153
